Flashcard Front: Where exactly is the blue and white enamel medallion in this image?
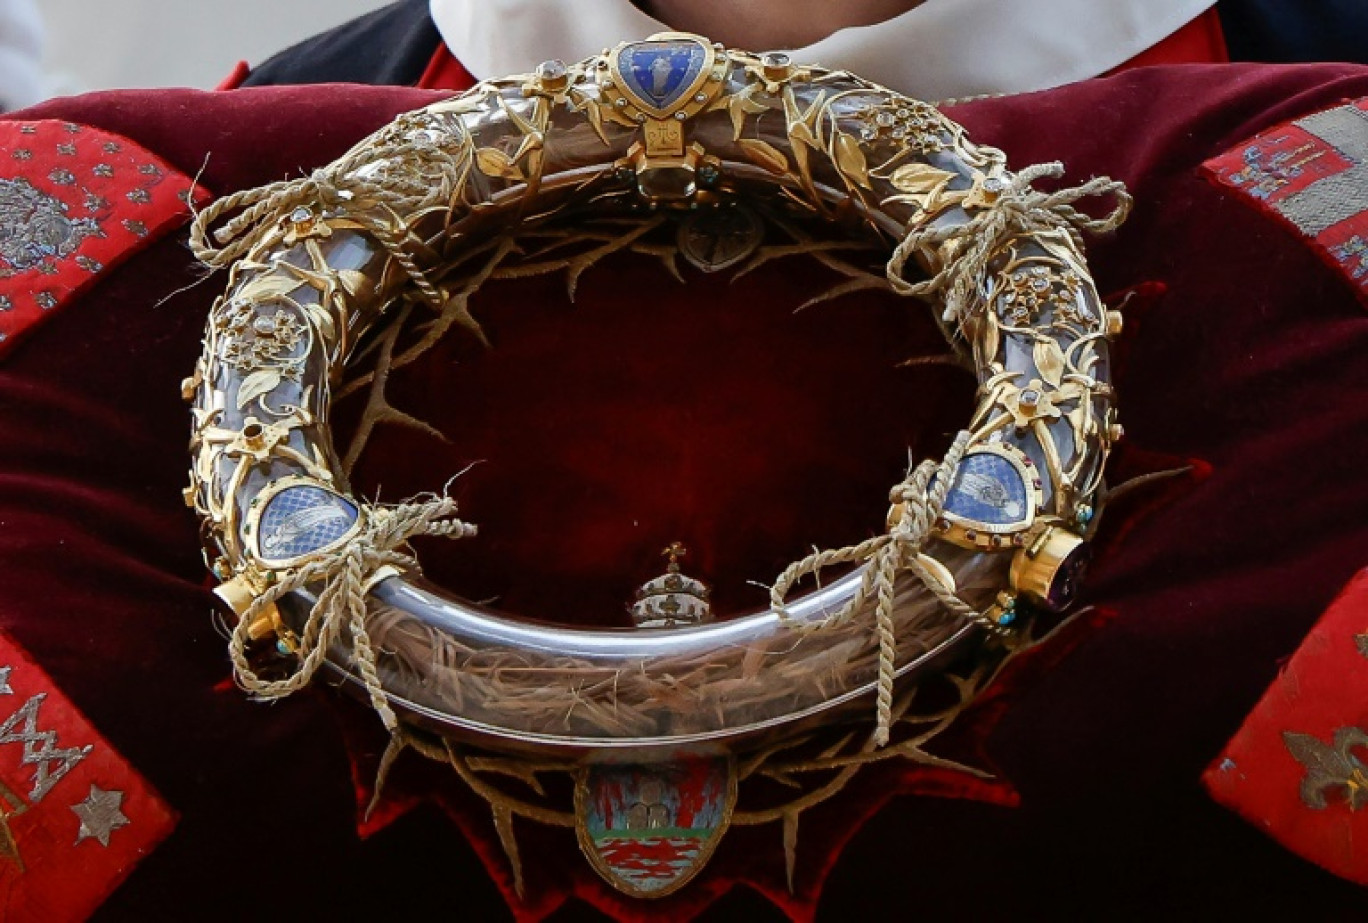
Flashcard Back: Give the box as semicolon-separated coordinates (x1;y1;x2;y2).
612;36;712;117
941;445;1037;532
252;481;360;566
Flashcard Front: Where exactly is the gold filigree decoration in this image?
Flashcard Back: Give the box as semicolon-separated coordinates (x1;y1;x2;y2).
218;302;307;373
996;263;1083;327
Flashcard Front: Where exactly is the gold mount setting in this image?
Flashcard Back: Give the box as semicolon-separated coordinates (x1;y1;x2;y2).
598;35;729;199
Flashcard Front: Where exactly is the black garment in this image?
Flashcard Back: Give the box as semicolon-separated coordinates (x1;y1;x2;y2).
1218;0;1368;63
243;0;1368;88
242;0;439;88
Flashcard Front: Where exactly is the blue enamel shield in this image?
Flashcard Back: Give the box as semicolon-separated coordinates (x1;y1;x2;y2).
256;484;359;563
615;39;709;115
943;451;1032;528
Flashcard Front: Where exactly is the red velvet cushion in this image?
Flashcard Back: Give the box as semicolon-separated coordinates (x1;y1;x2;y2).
1;65;1366;918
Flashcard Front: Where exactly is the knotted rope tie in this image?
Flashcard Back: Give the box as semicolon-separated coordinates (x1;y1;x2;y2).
189;168;345;268
887;162;1133;324
228;496;477;732
189;135;471;306
770;432;1000;746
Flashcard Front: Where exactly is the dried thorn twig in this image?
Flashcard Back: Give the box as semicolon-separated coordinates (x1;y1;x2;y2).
342;303;450;476
897;353;977;374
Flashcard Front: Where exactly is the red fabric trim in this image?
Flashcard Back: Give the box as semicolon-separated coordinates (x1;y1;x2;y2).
417;43;478;92
0;631;176;920
1204;96;1368;311
0;120;213;359
1109;8;1229;73
214;60;251;91
1204;570;1368;885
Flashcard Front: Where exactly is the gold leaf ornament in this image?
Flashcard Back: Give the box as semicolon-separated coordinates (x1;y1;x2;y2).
782;87;828;207
888;162;957;211
236;369;282;410
580;95;609;145
980;313;1001;366
1066;402;1092;443
475;147;525;182
1033;337;1066;388
336;269;370;297
303;301;336;346
832;132;871;189
738;139;790;175
234;273;310;303
782;87;826;151
727;85;769;140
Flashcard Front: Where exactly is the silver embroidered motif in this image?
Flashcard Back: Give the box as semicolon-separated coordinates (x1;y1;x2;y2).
0;177;101;276
0;692;92;802
1279;106;1368;235
71;785;130;847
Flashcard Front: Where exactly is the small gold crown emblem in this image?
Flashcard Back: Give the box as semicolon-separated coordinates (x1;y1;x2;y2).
631;542;713;629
